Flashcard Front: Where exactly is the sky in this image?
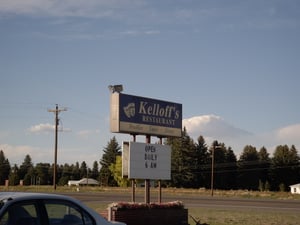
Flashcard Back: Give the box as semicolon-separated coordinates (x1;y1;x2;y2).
1;0;300;168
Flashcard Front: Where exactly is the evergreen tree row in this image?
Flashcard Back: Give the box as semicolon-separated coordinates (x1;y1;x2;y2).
165;129;300;191
0;151;101;186
1;133;300;191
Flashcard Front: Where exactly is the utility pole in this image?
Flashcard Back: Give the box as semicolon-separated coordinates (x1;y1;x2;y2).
211;145;215;197
211;145;221;197
48;104;67;190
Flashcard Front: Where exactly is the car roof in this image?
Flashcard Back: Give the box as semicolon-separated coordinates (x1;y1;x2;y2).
0;192;79;203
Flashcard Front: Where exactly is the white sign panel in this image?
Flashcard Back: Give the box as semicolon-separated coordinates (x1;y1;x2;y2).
128;142;171;180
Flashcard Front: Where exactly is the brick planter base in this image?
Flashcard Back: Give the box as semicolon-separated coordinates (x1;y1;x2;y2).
108;206;188;225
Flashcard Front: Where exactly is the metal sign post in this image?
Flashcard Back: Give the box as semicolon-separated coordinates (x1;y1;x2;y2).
145;135;151;204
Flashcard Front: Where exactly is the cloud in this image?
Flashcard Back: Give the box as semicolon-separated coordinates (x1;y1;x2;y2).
57;148;100;167
119;29;160;37
182;115;300;156
0;131;10;139
28;123;54;133
1;0;298;32
183;115;251;139
77;130;92;138
0;0;144;18
0;143;52;165
182;115;253;153
28;123;72;134
0;0;44;15
144;30;160;35
276;124;300;142
76;129;100;139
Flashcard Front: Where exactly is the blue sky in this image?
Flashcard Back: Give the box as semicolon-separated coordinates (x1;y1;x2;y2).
1;0;300;167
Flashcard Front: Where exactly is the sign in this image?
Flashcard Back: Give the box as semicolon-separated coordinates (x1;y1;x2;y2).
110;93;182;137
122;142;171;180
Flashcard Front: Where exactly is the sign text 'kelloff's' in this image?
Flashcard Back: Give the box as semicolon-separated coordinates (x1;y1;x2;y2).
110;93;182;137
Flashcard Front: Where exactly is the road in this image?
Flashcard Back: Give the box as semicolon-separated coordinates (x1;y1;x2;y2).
63;191;300;213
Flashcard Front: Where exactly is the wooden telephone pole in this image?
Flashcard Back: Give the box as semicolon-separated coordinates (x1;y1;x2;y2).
48;104;67;190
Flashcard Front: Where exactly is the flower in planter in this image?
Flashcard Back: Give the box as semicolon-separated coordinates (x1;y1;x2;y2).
109;201;184;210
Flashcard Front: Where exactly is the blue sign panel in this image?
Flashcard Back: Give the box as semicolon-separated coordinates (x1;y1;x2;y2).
120;94;182;129
110;93;182;137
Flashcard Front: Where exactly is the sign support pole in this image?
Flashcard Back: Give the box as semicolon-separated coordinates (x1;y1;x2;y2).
145;135;151;204
131;134;136;202
158;136;163;203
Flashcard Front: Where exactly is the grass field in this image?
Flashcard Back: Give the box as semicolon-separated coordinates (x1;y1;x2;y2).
1;185;300;225
82;201;300;225
187;207;300;225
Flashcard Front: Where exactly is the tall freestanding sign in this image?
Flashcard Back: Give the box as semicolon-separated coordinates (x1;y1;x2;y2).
109;90;182;203
110;93;182;137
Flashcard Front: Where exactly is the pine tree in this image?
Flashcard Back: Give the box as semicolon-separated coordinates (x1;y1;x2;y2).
71;162;81;180
166;128;197;188
18;154;34;185
237;145;259;190
35;163;51;185
194;135;210;188
58;163;72;185
99;136;121;186
80;161;88;178
9;164;20;185
0;150;11;185
271;145;300;191
257;146;271;191
224;146;237;189
91;161;99;179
